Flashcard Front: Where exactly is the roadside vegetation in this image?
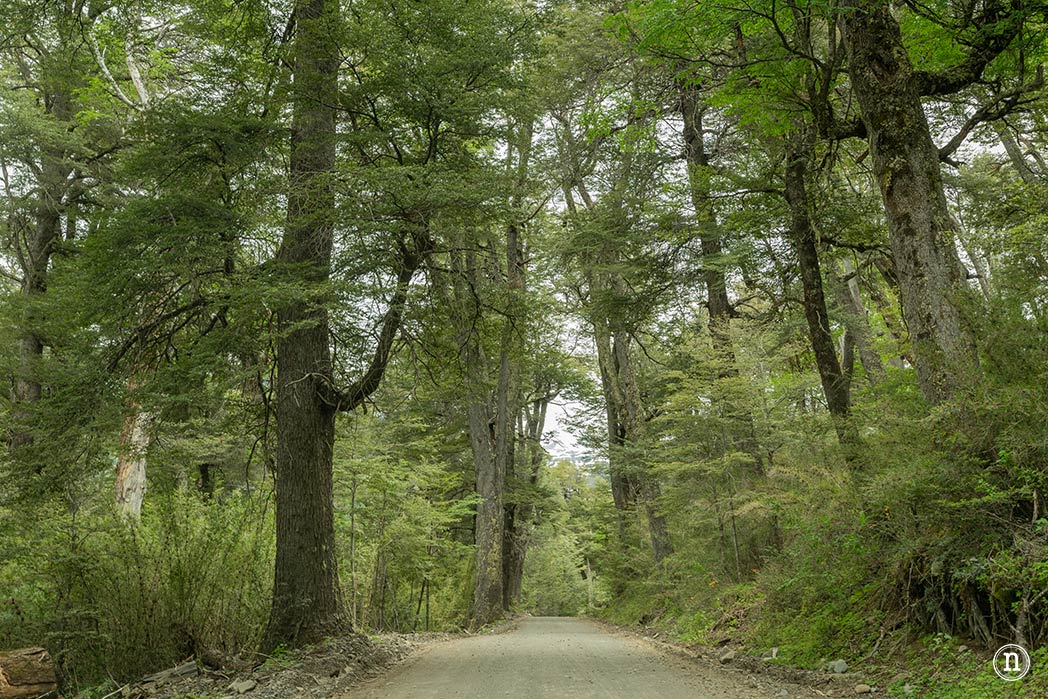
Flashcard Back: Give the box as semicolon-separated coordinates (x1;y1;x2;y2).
1;0;1047;697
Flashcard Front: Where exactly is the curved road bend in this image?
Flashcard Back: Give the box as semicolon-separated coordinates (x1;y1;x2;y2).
340;616;801;698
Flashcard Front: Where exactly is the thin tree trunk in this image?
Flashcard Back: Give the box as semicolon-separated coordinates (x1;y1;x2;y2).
830;258;886;384
993;121;1040;185
349;475;358;627
678;82;761;468
612;330;673;562
369;549;387;630
558;119;670;561
865;260;915;366
592;316;637;512
950;211;992;300
783;141;859;452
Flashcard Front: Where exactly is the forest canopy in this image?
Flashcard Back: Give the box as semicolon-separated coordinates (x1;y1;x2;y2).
1;0;1047;696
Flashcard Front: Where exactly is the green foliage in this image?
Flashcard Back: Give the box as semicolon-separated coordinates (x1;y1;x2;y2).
1;0;1047;696
521;523;592;616
886;639;1047;698
0;487;272;688
520;461;611;616
334;411;477;632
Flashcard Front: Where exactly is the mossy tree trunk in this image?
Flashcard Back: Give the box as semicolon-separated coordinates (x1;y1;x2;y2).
783;140;854;441
839;0;981;403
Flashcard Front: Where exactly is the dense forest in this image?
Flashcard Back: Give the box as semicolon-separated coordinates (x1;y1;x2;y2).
1;0;1047;696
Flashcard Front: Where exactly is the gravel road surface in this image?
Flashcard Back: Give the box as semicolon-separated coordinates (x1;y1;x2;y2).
340;616;804;698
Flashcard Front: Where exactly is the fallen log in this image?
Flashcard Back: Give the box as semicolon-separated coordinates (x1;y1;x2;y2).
139;660;198;685
0;647;58;698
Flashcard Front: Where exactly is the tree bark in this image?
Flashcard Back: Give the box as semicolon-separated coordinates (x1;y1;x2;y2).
993;120;1040;185
611;331;673;561
497;119;530;610
0;647;57;699
451;240;504;628
592;316;637;512
783;142;858;450
115;408;153;520
839;0;981;403
468;381;502;627
503;393;549;608
263;0;346;651
592;310;672;561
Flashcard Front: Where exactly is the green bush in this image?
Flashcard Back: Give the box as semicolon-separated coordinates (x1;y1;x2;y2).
1;487;273;689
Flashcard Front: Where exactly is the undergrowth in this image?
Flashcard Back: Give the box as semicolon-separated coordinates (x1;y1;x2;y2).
0;486;273;689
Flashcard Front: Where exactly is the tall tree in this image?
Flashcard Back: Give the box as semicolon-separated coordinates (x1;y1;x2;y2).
678;81;762;467
497;116;532;610
782;137;855;446
3;4;78;451
263;0;346;649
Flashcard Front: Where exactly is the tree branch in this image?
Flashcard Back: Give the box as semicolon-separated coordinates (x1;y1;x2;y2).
938;66;1045;161
914;0;1024;97
331;230;433;412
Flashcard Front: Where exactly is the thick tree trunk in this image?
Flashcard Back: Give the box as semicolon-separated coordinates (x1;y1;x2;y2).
501;509;526;609
839;0;980;403
263;0;346;651
503;394;549;607
494;319;520;610
468;394;503;627
451;240;504;628
783;144;858;450
497;121;530;610
496;309;521;612
593;318;637;511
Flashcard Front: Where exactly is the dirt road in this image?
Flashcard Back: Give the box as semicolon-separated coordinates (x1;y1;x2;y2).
340;616;803;698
